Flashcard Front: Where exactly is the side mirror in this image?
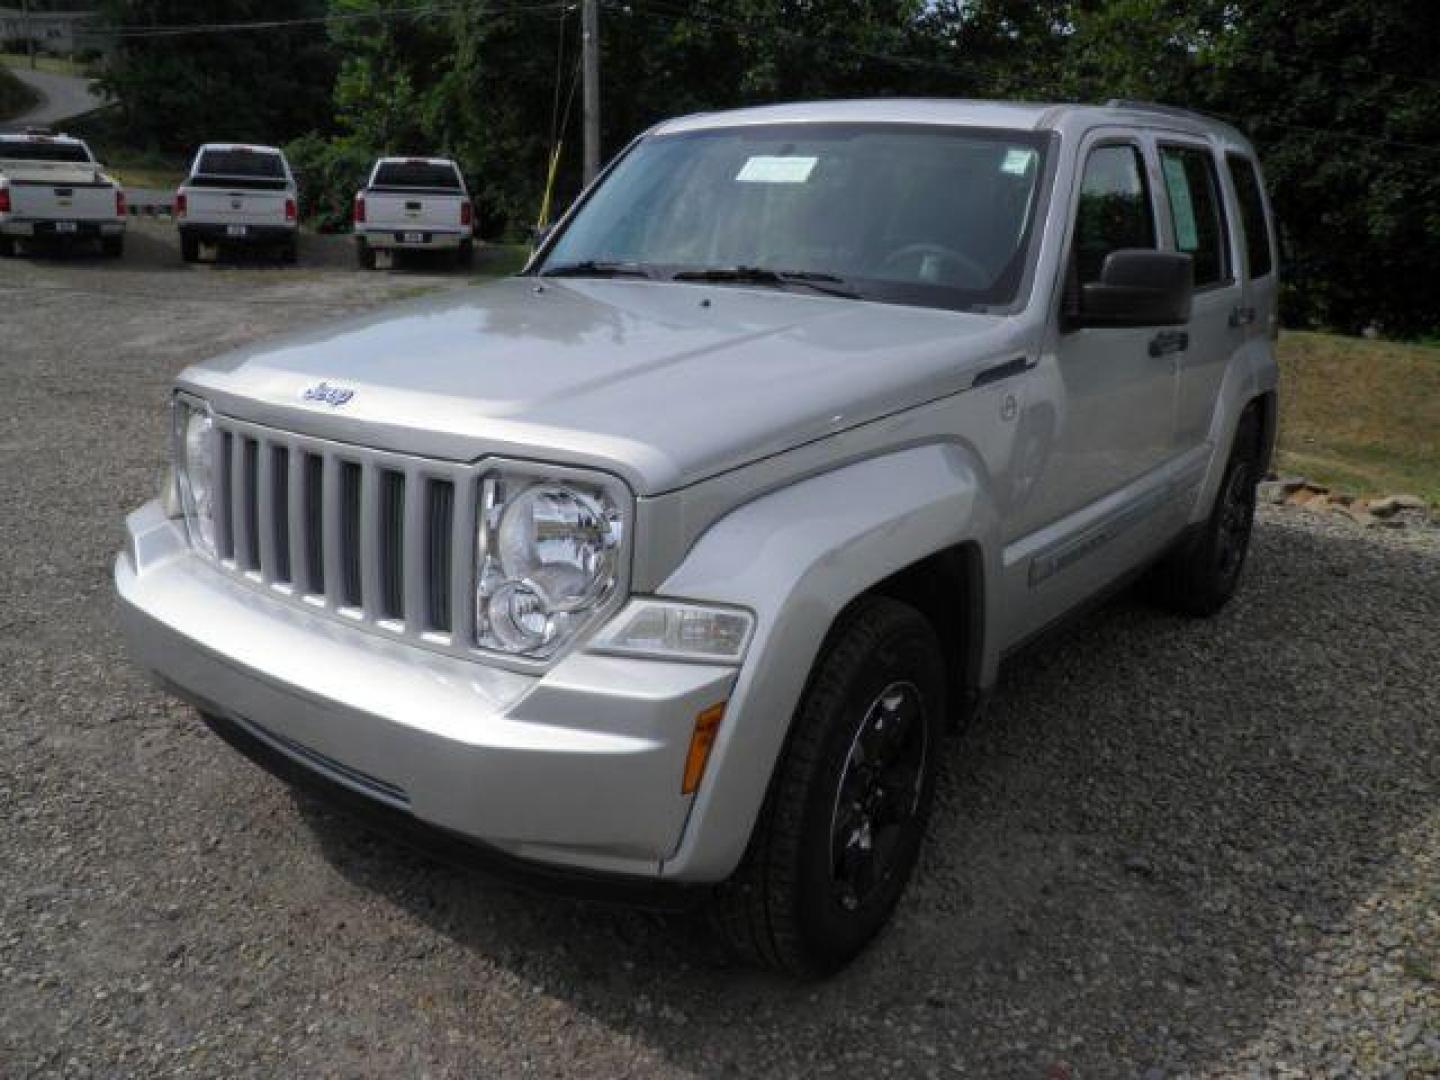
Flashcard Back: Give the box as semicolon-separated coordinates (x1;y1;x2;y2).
1077;249;1193;327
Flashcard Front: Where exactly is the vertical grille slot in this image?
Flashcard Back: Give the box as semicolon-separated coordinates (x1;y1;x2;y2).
217;431;235;561
239;437;260;571
270;445;292;584
340;461;364;608
303;452;325;594
379;470;406;621
425;479;455;633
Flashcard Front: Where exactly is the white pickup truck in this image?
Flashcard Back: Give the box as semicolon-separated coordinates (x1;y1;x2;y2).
352;156;474;269
175;143;298;264
0;131;126;257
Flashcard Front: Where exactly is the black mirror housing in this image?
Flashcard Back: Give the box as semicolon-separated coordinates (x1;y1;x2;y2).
1077;249;1193;327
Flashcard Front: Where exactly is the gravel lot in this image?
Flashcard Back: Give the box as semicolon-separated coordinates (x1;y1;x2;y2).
2;222;1437;1078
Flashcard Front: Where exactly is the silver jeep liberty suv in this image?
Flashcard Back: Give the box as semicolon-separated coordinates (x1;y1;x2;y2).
117;98;1279;975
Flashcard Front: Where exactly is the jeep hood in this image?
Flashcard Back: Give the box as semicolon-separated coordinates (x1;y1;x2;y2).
181;276;1028;495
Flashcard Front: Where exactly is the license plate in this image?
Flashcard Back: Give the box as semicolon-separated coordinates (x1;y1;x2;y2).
402;232;425;244
227;224;248;238
54;221;77;234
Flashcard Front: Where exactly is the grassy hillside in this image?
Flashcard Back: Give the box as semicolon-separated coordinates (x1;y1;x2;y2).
0;64;39;122
1276;331;1440;505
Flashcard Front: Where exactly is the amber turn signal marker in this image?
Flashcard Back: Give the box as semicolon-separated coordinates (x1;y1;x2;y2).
681;703;726;795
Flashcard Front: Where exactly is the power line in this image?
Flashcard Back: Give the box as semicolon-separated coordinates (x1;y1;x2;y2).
95;1;568;39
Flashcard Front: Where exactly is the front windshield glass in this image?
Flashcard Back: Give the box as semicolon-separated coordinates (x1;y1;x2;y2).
540;122;1051;311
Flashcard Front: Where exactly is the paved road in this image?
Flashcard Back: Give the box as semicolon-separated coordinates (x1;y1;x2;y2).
1;64;109;129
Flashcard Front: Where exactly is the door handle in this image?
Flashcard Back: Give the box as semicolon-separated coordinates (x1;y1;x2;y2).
1148;330;1189;357
1229;305;1256;328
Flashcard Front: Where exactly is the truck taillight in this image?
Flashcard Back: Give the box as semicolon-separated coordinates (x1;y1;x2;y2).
353;194;365;224
285;197;297;223
174;191;186;218
0;186;10;214
460;200;472;227
116;189;127;217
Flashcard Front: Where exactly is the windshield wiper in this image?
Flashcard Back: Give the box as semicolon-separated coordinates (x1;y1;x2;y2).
539;259;655;279
671;265;860;299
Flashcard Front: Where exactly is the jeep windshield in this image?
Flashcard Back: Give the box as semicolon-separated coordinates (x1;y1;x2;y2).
539;123;1051;312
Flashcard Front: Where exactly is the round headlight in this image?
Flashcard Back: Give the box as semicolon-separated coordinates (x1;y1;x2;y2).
180;406;215;551
497;484;618;611
478;480;624;657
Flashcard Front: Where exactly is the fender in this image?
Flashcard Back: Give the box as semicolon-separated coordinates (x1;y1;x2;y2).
1190;336;1280;522
655;442;1001;882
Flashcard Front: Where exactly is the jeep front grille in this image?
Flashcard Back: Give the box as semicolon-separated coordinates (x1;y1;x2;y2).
206;416;477;653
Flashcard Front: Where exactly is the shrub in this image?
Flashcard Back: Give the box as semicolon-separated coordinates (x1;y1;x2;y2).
284;132;374;233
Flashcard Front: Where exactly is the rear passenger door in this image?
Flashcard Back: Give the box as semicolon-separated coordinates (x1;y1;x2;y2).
1156;140;1243;455
1224;152;1279;350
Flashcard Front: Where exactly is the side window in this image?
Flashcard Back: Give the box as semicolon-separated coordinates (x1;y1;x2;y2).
1226;153;1273;279
1074;144;1156;285
1159;145;1229;287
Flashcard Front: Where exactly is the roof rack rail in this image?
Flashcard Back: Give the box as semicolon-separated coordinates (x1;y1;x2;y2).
1104;99;1211;121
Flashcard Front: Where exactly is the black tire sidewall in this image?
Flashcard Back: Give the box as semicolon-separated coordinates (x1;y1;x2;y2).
790;607;945;968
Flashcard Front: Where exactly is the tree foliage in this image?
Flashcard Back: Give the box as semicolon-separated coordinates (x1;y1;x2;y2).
92;0;1440;335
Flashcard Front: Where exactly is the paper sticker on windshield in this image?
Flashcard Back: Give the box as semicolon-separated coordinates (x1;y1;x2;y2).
1001;148;1036;176
736;156;818;184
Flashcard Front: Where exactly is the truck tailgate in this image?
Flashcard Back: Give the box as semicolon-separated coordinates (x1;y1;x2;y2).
365;191;466;233
8;178;116;221
185;188;289;224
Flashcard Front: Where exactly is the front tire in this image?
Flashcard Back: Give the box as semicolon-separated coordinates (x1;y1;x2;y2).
1148;406;1262;616
715;595;945;976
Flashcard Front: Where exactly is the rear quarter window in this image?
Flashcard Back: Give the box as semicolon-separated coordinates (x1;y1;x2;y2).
1226;153;1274;279
1158;144;1230;288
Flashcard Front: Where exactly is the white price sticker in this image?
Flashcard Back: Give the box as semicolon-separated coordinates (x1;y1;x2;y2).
735;156;818;184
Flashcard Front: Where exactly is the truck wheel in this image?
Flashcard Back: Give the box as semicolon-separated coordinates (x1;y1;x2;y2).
102;235;125;258
0;236;14;257
180;234;199;264
281;238;298;265
1147;406;1262;616
356;241;376;271
457;239;474;268
715;595;945;976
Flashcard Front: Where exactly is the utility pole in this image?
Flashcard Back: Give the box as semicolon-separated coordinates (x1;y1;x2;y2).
22;0;35;70
581;0;600;185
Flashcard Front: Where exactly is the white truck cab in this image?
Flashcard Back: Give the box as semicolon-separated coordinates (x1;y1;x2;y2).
352;156;474;269
0;131;126;257
175;143;298;264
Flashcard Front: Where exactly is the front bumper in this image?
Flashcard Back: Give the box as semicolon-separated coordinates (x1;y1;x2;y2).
179;222;296;246
356;229;468;251
116;501;736;880
1;219;125;237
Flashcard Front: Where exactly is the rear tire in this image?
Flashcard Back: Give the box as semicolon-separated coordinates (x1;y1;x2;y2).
1148;406;1262;616
356;240;376;271
281;237;298;265
714;595;945;976
0;236;14;257
180;234;199;264
102;235;124;258
457;239;474;268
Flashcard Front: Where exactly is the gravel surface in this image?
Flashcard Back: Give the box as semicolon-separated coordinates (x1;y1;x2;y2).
2;224;1437;1077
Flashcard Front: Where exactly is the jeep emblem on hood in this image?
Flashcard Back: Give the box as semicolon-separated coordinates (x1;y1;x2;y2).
301;381;355;407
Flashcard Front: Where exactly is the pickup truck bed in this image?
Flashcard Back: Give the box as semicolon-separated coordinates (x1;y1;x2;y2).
353;157;474;268
0;137;126;256
175;145;298;264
